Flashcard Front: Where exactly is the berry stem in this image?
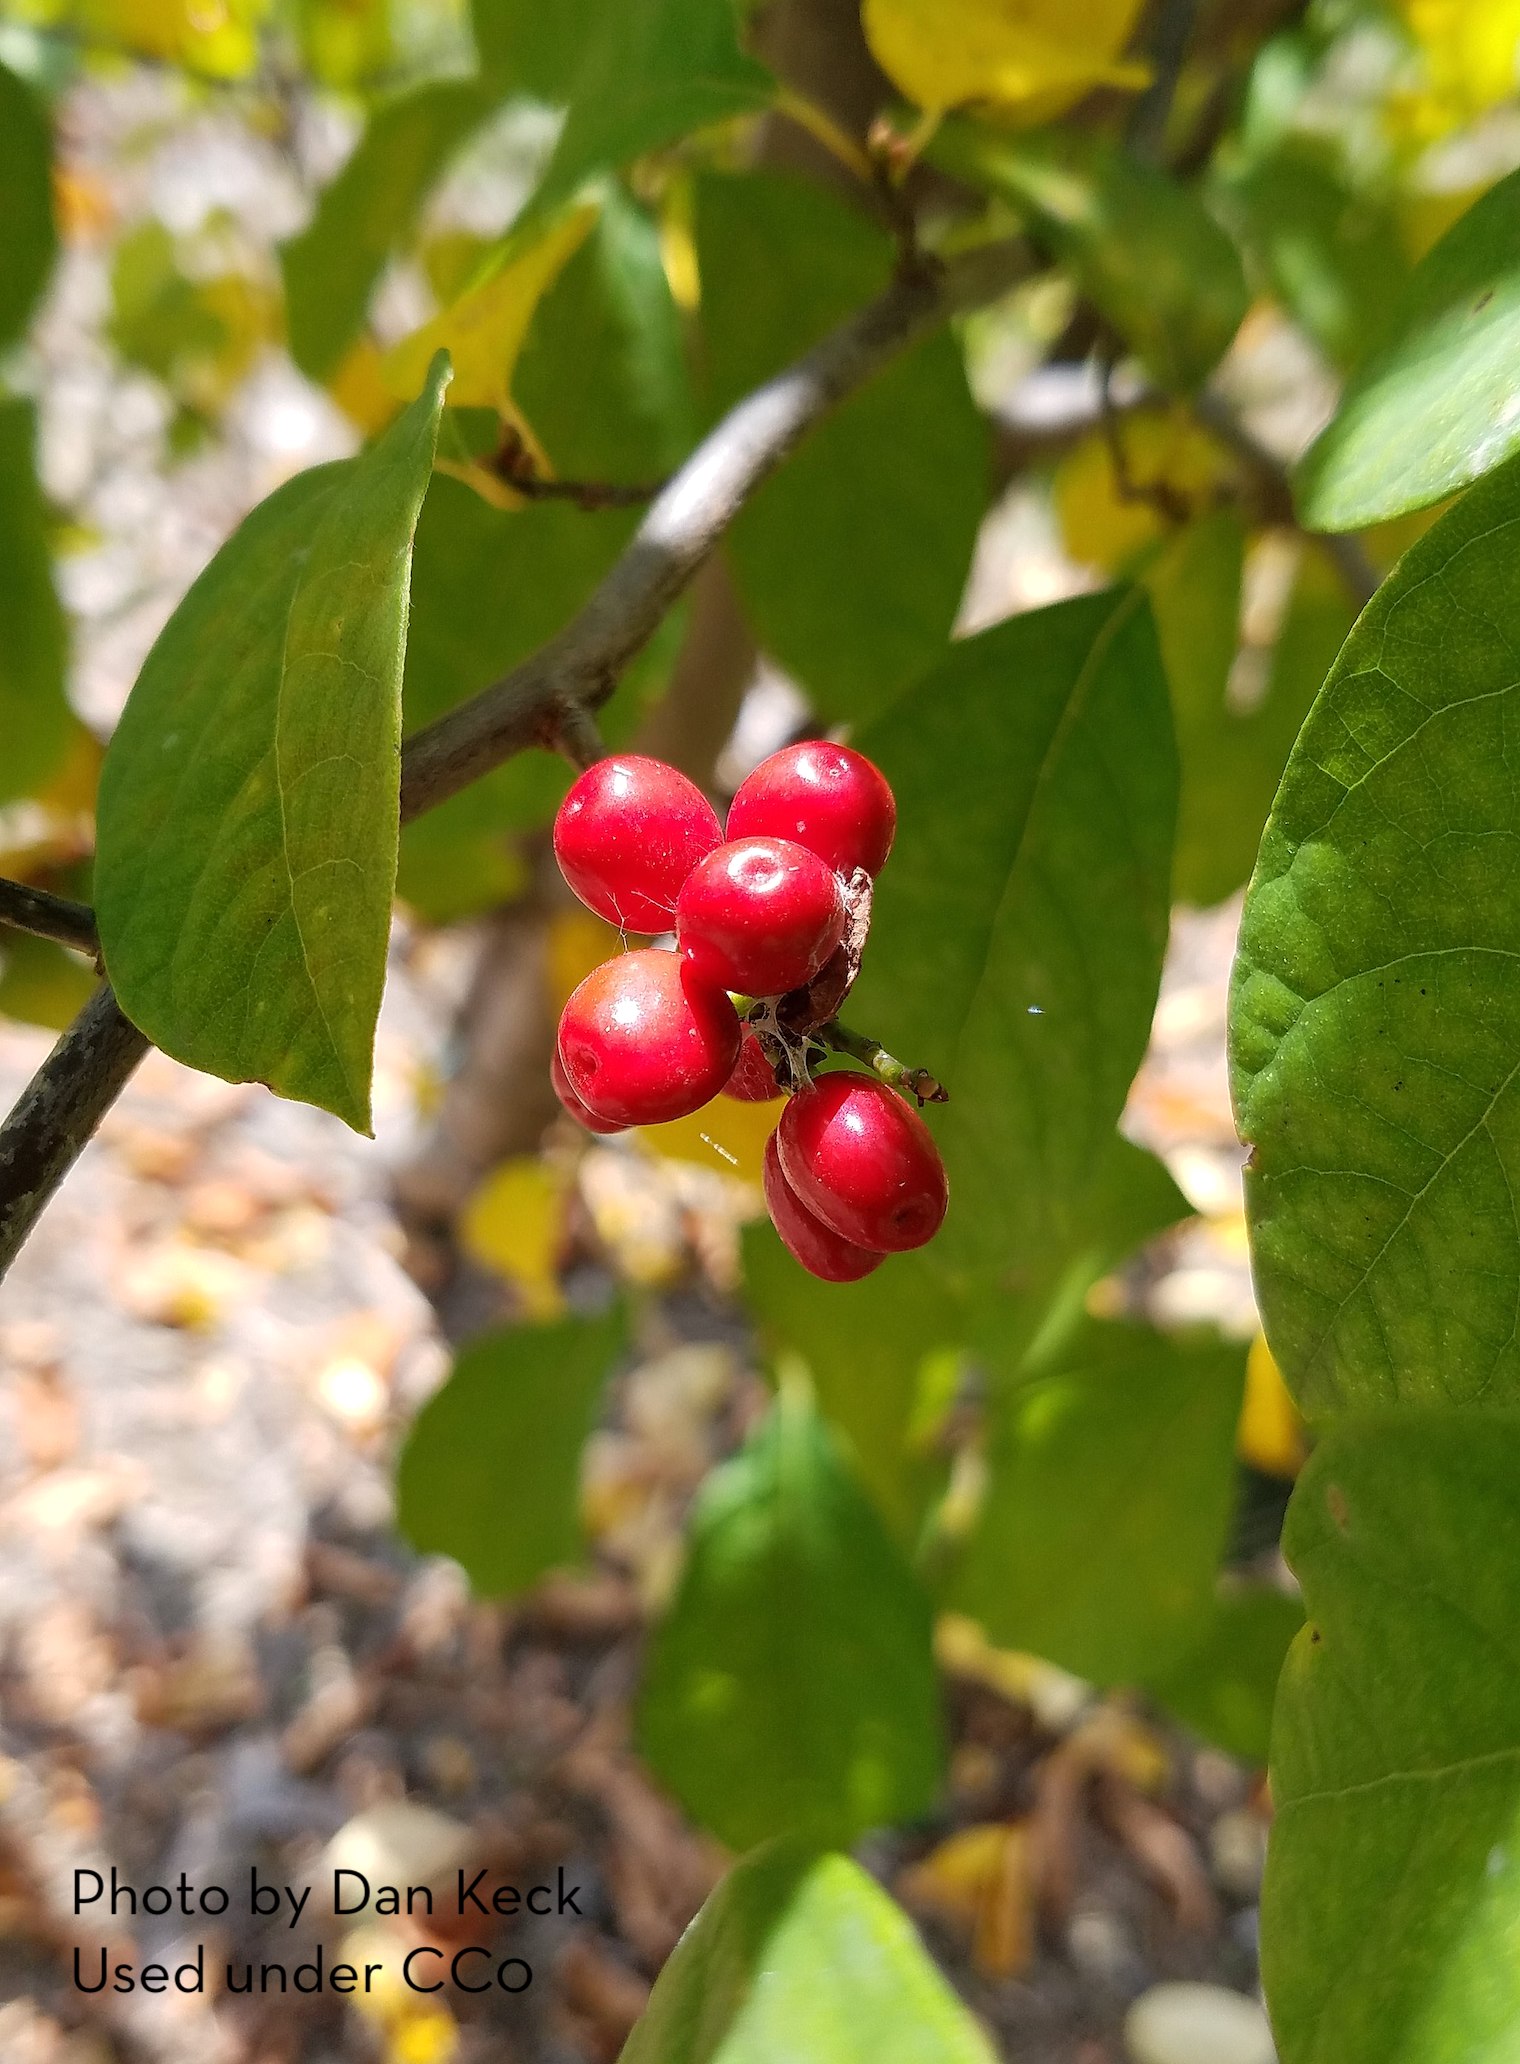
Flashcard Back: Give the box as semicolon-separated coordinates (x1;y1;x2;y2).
816;1020;949;1106
554;703;608;772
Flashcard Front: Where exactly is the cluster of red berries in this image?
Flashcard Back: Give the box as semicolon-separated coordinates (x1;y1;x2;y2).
549;741;948;1282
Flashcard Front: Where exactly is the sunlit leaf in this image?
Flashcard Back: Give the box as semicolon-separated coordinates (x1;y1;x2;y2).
383;203;597;412
851;593;1176;1286
397;1306;623;1597
862;0;1147;121
96;357;449;1131
1296;167;1520;531
1264;1412;1520;2064
620;1841;996;2064
638;1385;944;1851
1232;449;1520;1415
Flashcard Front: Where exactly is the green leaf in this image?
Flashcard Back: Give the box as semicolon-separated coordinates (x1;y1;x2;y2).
470;0;600;98
743;1236;965;1547
282;79;496;384
938;123;1247;391
0;930;96;1032
1147;1583;1302;1764
516;182;695;480
0;400;70;805
523;0;771;229
638;1386;944;1851
1218;143;1409;375
1263;1412;1520;2064
971;1132;1195;1381
0;59;57;351
951;1323;1246;1685
396;1305;623;1596
620;1841;995;2064
400;197;693;910
1231;452;1520;1416
1148;516;1355;909
696;170;987;721
96;357;450;1132
851;592;1177;1284
1295;167;1520;531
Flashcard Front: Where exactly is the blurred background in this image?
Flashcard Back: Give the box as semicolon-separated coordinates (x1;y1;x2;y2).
0;0;1514;2059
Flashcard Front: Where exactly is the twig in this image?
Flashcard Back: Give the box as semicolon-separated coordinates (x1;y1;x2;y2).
489;426;665;510
398;237;1030;823
0;987;150;1273
0;235;1032;1283
1189;389;1380;607
0;879;101;963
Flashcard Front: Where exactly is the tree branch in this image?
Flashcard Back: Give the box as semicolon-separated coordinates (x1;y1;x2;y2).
0;236;1031;1284
0;987;150;1273
0;879;101;962
398;241;1029;823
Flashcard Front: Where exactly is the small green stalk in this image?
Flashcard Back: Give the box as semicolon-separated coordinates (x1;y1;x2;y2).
816;1020;948;1105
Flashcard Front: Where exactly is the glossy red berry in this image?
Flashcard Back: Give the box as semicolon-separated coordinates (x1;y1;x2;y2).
723;1030;784;1102
726;742;896;880
551;1047;627;1135
557;949;739;1127
777;1072;947;1252
677;837;845;998
763;1134;883;1283
554;755;723;933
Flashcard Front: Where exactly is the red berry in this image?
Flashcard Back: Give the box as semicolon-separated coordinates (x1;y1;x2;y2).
726;742;896;880
763;1134;883;1283
551;1047;627;1134
724;1030;784;1102
677;837;845;998
557;949;739;1127
554;755;723;932
777;1073;947;1253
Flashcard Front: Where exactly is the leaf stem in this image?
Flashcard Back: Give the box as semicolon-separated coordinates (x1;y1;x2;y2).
815;1020;948;1105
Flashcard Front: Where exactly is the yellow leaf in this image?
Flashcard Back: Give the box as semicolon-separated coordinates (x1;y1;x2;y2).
898;1821;1034;1978
461;1159;566;1318
383;204;599;412
85;0;265;76
636;1096;781;1188
1392;0;1520;143
390;2011;458;2064
862;0;1150;122
328;336;402;436
1236;1333;1307;1480
548;908;624;1009
1053;409;1231;573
